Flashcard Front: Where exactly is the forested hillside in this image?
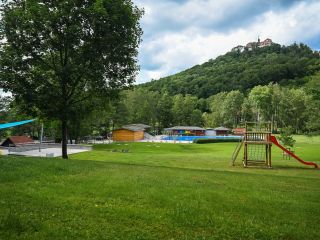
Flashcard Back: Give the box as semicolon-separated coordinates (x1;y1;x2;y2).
2;43;320;139
140;43;320;98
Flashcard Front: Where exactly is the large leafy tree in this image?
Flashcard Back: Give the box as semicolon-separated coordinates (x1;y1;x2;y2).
156;92;173;130
248;85;273;122
123;89;159;126
221;90;244;127
278;88;308;133
0;0;143;158
172;94;199;126
304;73;320;133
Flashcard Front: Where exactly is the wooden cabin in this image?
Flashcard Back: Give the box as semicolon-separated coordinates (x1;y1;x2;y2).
112;124;150;142
1;136;34;147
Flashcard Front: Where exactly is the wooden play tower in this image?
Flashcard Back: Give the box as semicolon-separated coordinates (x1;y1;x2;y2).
231;122;272;168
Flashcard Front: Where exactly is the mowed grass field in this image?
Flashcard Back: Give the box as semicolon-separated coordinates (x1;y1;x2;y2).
0;136;320;239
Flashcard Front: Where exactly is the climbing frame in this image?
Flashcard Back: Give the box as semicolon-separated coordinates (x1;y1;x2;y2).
243;122;272;168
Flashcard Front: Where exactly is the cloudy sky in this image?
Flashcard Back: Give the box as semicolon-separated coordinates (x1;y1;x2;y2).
133;0;320;84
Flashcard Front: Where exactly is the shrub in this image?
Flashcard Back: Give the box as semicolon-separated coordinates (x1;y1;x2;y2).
278;127;296;148
193;138;240;144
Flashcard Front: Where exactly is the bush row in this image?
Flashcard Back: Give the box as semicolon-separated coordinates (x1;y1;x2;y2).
193;138;241;144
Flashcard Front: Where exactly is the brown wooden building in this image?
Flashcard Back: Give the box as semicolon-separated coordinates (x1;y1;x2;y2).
112;124;150;142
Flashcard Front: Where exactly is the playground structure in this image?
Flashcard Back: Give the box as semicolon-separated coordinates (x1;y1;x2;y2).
231;122;318;168
231;122;272;167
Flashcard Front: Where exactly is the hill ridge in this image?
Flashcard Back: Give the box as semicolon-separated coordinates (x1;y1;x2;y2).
139;42;320;98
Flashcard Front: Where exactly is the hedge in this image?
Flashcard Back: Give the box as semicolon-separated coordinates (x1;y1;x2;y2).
193;138;241;144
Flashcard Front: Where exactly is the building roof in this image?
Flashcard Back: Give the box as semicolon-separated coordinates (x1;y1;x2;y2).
122;124;151;130
233;128;245;131
9;136;34;144
246;42;255;48
113;123;151;132
1;136;34;146
214;126;230;131
114;126;144;132
232;128;246;134
165;126;206;131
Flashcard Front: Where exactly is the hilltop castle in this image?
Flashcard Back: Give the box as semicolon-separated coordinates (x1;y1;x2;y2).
232;38;274;52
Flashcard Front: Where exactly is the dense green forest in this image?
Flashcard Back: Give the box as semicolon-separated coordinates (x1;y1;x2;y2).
1;43;320;140
140;43;320;98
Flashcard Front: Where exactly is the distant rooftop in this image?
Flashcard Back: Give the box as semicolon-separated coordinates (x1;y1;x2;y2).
232;38;274;52
214;126;230;131
165;126;206;131
118;123;151;132
123;124;151;129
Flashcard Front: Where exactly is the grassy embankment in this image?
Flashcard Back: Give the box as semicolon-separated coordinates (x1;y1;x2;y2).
0;135;319;239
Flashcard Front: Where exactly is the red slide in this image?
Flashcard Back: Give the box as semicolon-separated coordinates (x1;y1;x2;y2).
270;135;318;168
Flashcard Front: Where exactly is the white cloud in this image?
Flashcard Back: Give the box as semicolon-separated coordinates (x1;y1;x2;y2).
253;2;320;44
135;0;320;84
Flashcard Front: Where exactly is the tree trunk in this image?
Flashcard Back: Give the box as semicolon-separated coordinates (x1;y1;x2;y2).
61;117;68;159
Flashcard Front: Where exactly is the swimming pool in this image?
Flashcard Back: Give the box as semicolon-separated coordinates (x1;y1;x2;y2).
161;135;243;141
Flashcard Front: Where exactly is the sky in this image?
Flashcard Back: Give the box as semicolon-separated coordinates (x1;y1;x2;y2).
134;0;320;84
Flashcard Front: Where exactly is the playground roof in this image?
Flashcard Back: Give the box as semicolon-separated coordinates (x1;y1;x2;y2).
0;119;35;129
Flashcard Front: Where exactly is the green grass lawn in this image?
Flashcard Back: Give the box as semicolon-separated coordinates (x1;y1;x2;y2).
0;136;319;239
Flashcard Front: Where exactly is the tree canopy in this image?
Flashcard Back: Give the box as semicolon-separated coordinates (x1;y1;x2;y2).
140;43;320;98
0;0;143;158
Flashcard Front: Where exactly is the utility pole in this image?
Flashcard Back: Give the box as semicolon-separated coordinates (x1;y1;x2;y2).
39;123;44;152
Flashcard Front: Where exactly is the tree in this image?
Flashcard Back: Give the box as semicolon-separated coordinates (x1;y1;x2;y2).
172;94;185;125
248;85;273;122
172;94;200;126
110;97;129;129
278;127;296;148
241;97;253;123
305;73;320;133
221;90;244;127
278;88;307;133
190;109;203;126
0;95;11;120
67;97;114;143
123;89;159;127
156;92;173;130
0;0;143;158
204;92;227;128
